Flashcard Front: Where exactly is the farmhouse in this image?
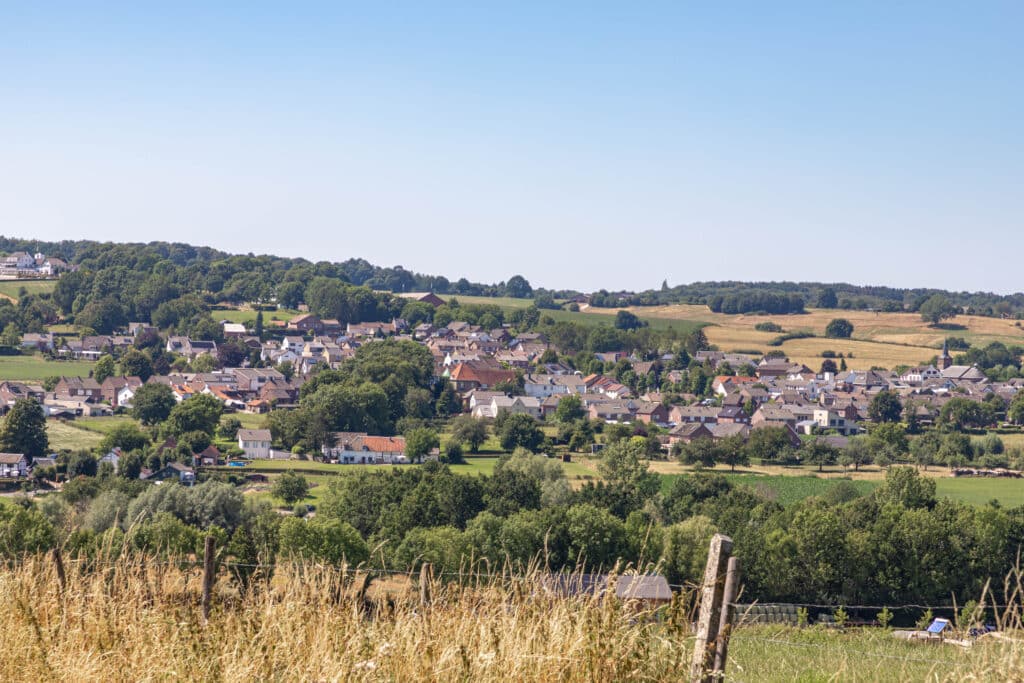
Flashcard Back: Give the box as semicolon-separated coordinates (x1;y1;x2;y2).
322;433;408;464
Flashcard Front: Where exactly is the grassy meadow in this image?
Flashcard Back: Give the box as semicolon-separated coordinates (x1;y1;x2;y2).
0;355;94;381
0;279;56;301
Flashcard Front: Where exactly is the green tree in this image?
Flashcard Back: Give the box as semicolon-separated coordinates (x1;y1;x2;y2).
554;394;585;423
165;394;223;437
939;397;992;431
94;354;116;384
825;318;854;339
817;288;839;309
131;383;177;426
919;295;958;325
614;310;643;331
404;427;439;463
868;390;903;423
1007;392;1024;425
278;516;368;565
191;353;218;373
0;398;48;460
271;472;310;505
254;309;264;341
744;426;794;463
802;440;839;472
99;423;151;453
119;349;154;381
0;323;21;348
497;413;544;452
450;414;487;453
435;382;461;417
837;436;873;471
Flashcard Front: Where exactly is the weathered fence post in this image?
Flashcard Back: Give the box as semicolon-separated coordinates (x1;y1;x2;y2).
690;533;733;683
419;563;433;607
52;547;67;596
201;535;216;622
712;556;741;675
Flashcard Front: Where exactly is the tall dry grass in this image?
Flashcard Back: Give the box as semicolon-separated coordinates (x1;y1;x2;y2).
0;555;693;682
4;552;1024;681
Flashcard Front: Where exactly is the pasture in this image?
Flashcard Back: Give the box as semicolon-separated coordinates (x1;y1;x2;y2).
0;355;94;381
46;420;105;451
0;279;56;301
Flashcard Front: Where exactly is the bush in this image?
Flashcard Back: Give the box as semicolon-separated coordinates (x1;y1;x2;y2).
754;322;783;333
767;331;815;347
825;318;854;339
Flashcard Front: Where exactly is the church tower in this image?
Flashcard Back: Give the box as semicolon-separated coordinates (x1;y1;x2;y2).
939;339;952;370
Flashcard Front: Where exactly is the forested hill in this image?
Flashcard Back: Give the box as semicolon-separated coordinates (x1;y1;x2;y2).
2;235;1022;318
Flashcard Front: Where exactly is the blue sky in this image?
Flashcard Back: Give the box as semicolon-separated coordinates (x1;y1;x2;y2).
1;2;1021;293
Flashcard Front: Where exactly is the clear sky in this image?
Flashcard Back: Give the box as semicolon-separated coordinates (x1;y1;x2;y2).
1;2;1021;293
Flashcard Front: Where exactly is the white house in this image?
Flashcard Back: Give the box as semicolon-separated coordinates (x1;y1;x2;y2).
523;374;586;399
812;408;859;436
117;384;139;408
322;433;408;465
472;395;542;419
237;429;273;459
899;365;942;383
0;453;29;478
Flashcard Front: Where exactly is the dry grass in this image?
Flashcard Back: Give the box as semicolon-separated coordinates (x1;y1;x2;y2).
0;556;693;682
1;553;1023;681
580;304;1024;369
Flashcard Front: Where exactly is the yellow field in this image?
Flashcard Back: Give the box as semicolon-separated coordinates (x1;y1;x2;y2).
583;304;1024;370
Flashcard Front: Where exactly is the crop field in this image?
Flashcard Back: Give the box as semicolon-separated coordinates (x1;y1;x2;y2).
934;477;1024;507
0;279;56;301
0;355;94;381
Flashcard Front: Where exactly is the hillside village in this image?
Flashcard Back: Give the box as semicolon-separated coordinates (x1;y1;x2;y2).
3;294;1022;478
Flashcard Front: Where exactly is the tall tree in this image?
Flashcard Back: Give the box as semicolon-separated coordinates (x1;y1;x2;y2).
868;390;903;423
132;383;177;426
0;398;48;460
919;295;958;325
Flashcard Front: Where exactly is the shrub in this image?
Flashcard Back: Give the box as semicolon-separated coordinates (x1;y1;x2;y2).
754;322;783;333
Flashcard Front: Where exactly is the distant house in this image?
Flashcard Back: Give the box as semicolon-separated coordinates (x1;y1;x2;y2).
395;292;446;307
539;573;673;607
471;395;542;419
20;332;54;352
194;445;221;467
222;322;247;338
287;314;322;334
146;462;195;484
99;448;121;472
322;433;408;465
0;453;29;478
238;429;273;458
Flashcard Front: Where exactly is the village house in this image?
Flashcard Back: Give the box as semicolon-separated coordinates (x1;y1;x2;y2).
287;313;322;334
322;433;408;465
471;395;542;419
145;462;196;484
237;429;273;458
0;453;29;478
19;332;54;352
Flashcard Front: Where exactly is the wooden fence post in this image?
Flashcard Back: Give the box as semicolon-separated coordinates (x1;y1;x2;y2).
690;533;733;683
419;563;432;607
52;547;67;596
712;556;741;675
202;535;216;622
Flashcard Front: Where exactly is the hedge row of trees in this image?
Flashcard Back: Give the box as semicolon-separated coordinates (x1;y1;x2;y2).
5;438;1023;608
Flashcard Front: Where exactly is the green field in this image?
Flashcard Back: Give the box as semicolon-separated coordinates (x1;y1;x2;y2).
0;355;95;381
934;476;1024;507
214;308;302;325
47;420;105;451
0;279;56;301
660;472;880;506
452;295;706;334
659;471;1024;508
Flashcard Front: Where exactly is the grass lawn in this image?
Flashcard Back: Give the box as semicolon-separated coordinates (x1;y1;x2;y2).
47;420;104;451
214;307;303;325
934;476;1024;507
0;355;95;381
227;413;268;430
73;416;140;434
0;279;56;301
729;624;1001;683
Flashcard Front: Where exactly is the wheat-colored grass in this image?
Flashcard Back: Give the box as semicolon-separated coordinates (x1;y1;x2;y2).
2;553;1023;682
